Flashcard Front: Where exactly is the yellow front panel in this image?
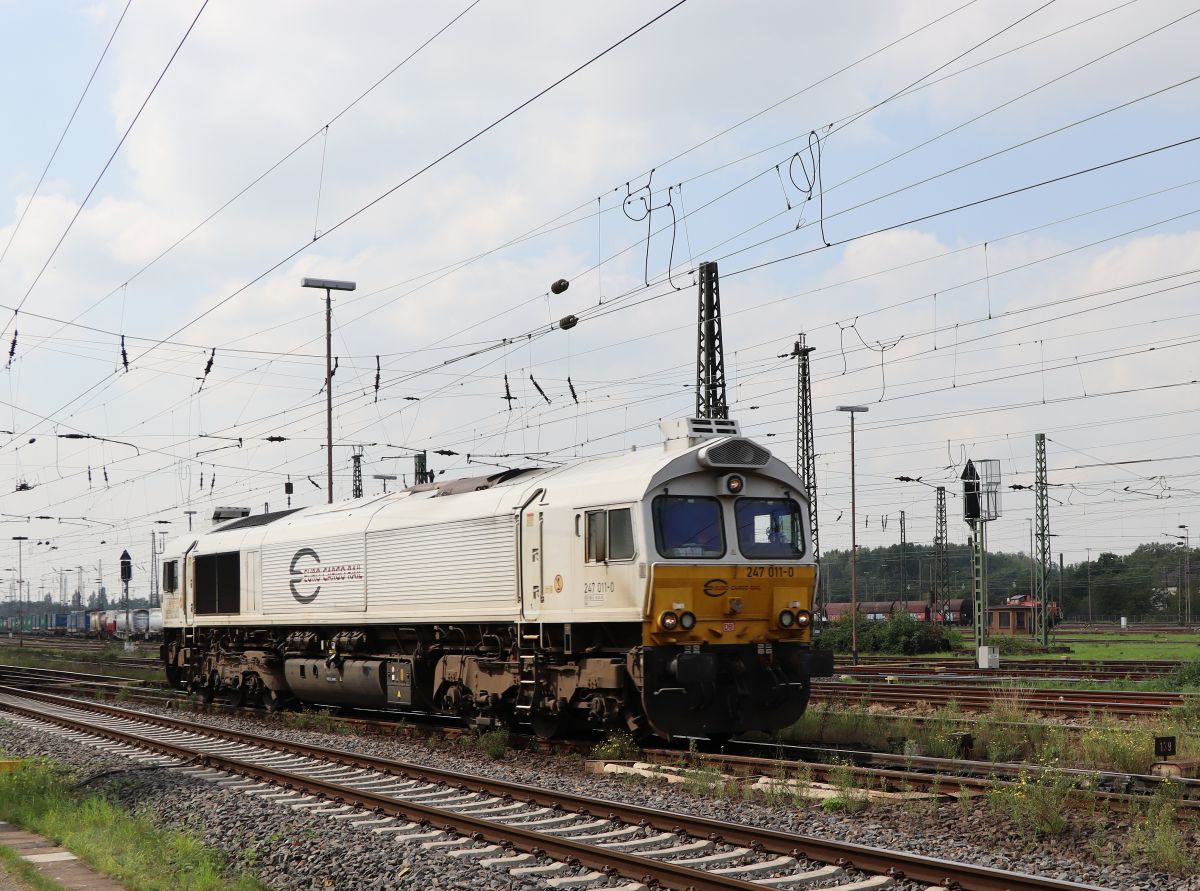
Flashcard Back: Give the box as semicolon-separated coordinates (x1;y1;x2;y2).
645;563;816;646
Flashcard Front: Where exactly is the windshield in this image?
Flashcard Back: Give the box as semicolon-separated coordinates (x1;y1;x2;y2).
735;497;805;559
653;495;725;559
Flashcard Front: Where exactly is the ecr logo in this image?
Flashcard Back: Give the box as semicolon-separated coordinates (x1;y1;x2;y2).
703;578;729;598
289;547;321;604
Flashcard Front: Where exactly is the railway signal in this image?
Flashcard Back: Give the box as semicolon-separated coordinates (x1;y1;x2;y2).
120;549;133;652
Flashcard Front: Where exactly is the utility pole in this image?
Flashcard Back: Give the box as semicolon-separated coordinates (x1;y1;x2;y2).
184;510;197;532
1034;433;1051;645
351;446;364;499
695;261;728;420
934;487;948;621
302;277;357;503
899;509;907;601
793;336;819;562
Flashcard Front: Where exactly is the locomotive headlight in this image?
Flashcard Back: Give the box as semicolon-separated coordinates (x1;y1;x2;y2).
659;610;680;631
679;611;697;631
795;609;812;628
722;473;745;494
778;609;796;628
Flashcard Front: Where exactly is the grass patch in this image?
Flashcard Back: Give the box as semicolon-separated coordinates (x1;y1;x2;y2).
461;728;510;759
0;843;63;891
0;758;262;891
1058;640;1200;661
0;649;163;683
277;707;346;734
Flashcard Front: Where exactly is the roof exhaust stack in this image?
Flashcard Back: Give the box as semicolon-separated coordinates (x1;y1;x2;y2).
660;417;740;451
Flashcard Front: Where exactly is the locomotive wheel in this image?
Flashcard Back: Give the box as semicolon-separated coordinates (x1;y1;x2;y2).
531;709;562;740
197;671;217;704
226;682;247;708
260;688;286;712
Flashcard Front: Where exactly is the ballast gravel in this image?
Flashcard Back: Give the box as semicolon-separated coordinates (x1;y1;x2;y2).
0;719;540;890
2;698;1198;890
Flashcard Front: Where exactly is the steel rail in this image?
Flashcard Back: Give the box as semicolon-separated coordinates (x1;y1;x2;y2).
0;686;1109;891
0;693;770;891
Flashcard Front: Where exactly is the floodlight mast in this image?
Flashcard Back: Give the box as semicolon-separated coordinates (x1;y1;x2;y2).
302;277;357;503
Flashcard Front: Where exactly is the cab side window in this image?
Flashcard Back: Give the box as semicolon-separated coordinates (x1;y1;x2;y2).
584;507;636;563
585;511;607;562
162;560;178;594
608;508;634;560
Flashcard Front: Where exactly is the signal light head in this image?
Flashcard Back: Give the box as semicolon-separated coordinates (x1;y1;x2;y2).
659;610;680;631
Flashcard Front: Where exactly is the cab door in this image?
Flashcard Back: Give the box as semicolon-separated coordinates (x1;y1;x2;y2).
520;507;544;621
183;553;194;623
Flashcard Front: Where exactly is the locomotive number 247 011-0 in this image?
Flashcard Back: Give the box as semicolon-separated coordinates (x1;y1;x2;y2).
745;566;797;579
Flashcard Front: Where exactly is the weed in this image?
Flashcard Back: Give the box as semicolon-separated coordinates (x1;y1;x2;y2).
956;787;972;820
590;730;638;761
1125;779;1197;873
827;761;868;813
280;707;344;735
473;728;510;759
986;763;1075;835
1079;717;1154;774
976;686;1030;762
682;764;723;797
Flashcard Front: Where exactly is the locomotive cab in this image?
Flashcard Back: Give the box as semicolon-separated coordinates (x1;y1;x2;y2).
637;419;832;738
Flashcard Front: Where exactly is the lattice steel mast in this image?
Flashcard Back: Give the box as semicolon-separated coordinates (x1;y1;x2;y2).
351;446;364;499
1034;433;1051;645
934;486;948;619
695;261;728;420
793;335;818;559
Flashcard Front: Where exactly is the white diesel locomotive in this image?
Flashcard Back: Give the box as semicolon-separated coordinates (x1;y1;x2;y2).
160;418;832;739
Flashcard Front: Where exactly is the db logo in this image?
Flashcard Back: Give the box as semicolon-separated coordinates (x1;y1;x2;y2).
553;574;564;593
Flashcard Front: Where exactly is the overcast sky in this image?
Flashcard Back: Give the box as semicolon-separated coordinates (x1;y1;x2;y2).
0;0;1197;599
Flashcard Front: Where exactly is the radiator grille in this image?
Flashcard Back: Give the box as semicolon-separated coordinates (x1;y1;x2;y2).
701;438;771;468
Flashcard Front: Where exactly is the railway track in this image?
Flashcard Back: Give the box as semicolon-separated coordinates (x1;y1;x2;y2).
633;743;1200;813
812;680;1194;716
1;661;1194;822
0;686;1111;891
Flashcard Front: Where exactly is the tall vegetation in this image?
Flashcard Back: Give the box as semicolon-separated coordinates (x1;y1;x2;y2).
819;541;1194;622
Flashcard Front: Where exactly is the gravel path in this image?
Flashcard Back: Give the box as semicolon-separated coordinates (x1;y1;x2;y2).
2;697;1198;890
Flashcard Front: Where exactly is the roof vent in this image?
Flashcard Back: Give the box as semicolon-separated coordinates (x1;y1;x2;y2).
698;437;771;469
660;417;740;450
211;506;251;523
